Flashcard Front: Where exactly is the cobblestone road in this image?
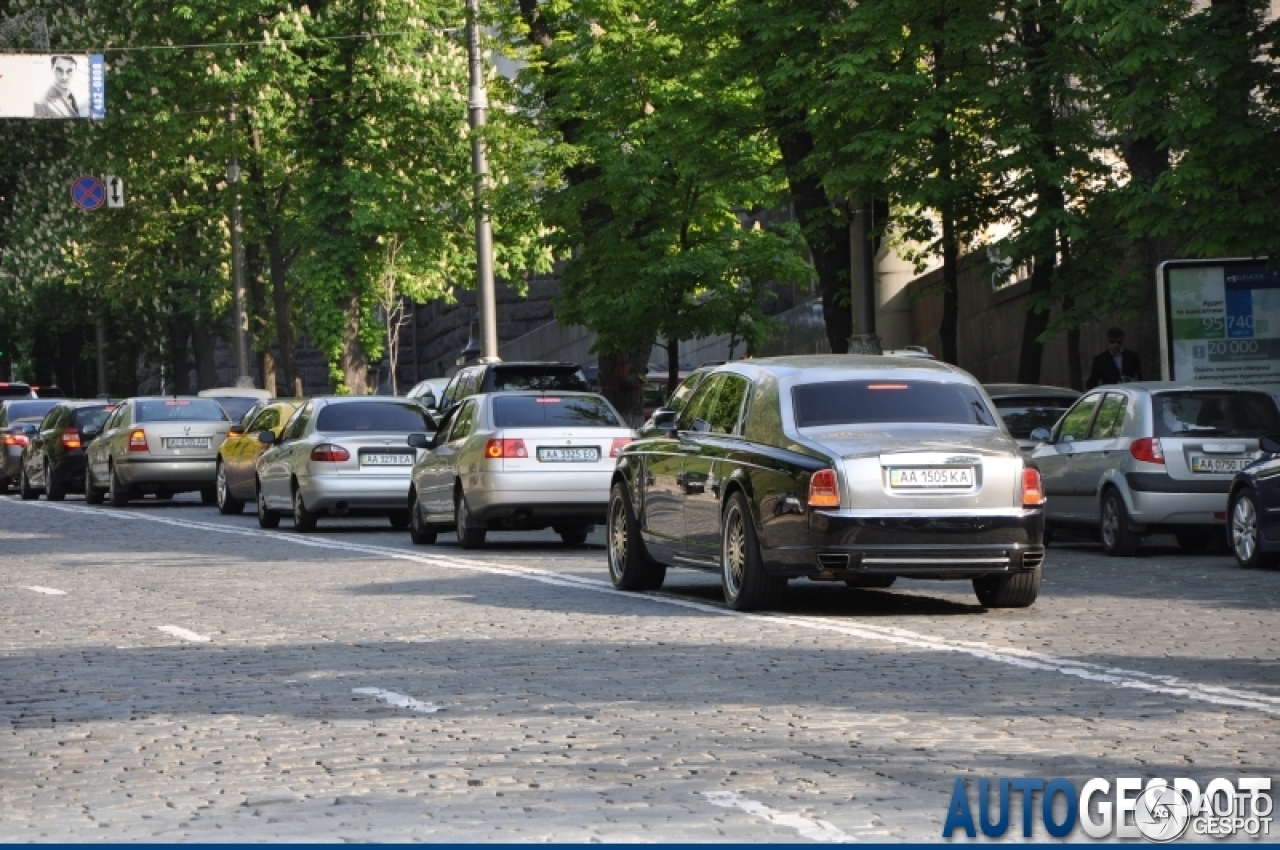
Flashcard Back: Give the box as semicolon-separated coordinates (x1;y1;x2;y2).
1;493;1277;841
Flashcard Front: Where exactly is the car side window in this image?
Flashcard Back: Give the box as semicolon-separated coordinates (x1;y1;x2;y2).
679;375;724;433
1089;393;1128;439
667;372;706;414
449;400;476;442
707;374;750;435
249;407;281;434
105;404;128;430
1056;395;1101;443
280;403;313;442
39;407;62;431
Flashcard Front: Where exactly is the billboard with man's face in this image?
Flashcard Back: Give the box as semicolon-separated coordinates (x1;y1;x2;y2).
0;54;105;119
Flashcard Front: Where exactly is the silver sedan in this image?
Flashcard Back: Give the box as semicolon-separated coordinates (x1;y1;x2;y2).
406;391;635;548
254;397;434;531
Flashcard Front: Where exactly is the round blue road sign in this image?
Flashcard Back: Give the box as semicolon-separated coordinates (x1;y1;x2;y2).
71;175;106;212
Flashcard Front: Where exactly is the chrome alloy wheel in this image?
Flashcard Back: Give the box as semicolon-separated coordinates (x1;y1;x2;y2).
607;494;628;582
216;462;230;509
1232;495;1258;563
1100;497;1120;549
722;503;747;599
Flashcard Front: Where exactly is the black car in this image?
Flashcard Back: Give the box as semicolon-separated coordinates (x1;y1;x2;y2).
17;400;115;501
0;381;34;399
437;362;590;414
0;398;60;493
1226;434;1280;568
606;356;1046;611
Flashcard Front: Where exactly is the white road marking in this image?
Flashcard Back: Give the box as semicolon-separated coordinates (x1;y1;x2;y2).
11;500;1280;717
26;586;66;595
156;624;211;643
702;790;856;843
352;687;443;713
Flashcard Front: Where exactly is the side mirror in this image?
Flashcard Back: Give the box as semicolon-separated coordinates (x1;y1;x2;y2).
228;424;245;437
257;430;276;445
653;408;678;432
1030;427;1052;444
407;432;431;449
81;425;101;439
1260;435;1280;454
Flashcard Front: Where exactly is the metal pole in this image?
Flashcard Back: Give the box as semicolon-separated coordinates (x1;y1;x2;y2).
466;0;499;362
95;317;108;397
228;98;254;387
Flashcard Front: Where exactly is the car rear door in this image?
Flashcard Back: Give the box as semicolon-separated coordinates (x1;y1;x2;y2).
1065;391;1130;514
1033;393;1102;520
682;374;751;560
419;399;476;519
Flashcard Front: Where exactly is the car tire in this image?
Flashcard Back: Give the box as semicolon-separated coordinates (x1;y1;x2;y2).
606;481;665;591
454;490;486;549
43;461;66;501
1174;529;1215;552
409;490;437;545
107;464;130;507
256;481;280;529
973;564;1042;608
844;575;896;589
1229;488;1278;569
558;526;590;547
216;461;245;515
292;486;318;532
388;510;410;530
19;466;37;501
84;465;104;505
1099;489;1141;557
721;491;786;611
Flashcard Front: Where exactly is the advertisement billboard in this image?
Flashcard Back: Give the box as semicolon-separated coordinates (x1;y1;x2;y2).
0;53;104;119
1157;259;1280;387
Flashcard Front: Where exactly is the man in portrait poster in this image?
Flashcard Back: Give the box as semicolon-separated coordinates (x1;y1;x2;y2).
33;55;89;118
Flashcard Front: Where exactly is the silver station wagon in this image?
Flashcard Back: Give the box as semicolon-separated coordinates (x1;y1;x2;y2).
607;356;1047;611
1029;382;1280;555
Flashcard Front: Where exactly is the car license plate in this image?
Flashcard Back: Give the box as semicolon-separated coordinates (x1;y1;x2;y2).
360;453;414;466
164;437;209;449
888;467;974;488
537;447;600;462
1190;455;1251;474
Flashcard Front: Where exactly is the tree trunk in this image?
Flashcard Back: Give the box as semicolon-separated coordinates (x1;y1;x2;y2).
166;314;192;395
191;322;219;390
267;229;302;396
666;337;679;396
340;293;369;395
599;346;653;428
245;242;276;395
939;211;959;365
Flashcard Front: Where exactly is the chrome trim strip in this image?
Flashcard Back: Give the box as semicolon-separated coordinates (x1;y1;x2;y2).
817;508;1036;518
672;554;719;567
862;556;1010;565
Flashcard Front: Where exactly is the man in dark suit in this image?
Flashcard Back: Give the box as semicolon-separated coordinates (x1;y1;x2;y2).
1087;327;1143;388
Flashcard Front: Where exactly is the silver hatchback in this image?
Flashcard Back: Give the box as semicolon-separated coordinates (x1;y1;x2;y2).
1029;383;1280;555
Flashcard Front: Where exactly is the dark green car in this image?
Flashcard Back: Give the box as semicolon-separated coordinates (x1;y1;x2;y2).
18;400;115;501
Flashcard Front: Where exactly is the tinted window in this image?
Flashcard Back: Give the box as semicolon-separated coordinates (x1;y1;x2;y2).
707;375;749;434
5;400;58;422
668;372;708;414
1057;395;1100;442
488;367;589;392
249;407;282;433
1153;392;1280;438
136;399;228;423
1090;393;1129;439
679;375;725;432
449;400;477;442
492;395;622;428
792;380;996;428
71;406;113;431
993;397;1077;439
315;401;432;432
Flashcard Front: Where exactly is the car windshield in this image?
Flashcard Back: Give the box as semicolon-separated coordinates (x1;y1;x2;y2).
208;396;259;424
490;368;590;392
1153;391;1280;438
994;398;1077;438
492;395;622;428
792;380;997;428
315;401;433;432
72;407;113;430
5;400;57;421
136;399;229;423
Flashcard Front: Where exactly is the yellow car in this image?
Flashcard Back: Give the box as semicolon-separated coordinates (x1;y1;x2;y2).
214;398;304;514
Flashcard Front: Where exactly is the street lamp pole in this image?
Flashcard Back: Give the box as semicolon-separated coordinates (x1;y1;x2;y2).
228;97;254;388
466;0;499;362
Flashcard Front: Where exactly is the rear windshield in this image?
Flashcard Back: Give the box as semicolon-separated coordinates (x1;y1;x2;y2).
0;384;32;398
208;396;259;424
71;406;113;430
993;397;1077;438
1153;391;1280;438
492;395;622;428
136;399;229;423
315;401;433;432
792;380;997;428
489;367;590;393
5;400;57;421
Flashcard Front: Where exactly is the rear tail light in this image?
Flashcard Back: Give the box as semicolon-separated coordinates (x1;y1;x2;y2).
609;438;632;458
1130;437;1165;464
484;438;529;459
808;469;840;508
128;429;148;452
310;444;351;462
61;428;81;450
3;433;28;448
1021;467;1045;506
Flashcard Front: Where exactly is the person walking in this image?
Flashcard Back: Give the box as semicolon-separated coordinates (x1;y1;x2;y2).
1087;327;1143;388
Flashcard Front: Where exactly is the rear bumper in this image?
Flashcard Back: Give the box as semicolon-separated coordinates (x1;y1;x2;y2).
771;508;1045;579
116;457;216;490
1124;474;1230;525
465;470;612;524
301;473;411;511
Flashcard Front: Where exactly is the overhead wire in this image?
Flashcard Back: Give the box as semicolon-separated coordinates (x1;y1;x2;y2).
3;28;461;54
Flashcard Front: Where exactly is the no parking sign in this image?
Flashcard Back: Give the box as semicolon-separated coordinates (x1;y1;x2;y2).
70;175;105;211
